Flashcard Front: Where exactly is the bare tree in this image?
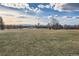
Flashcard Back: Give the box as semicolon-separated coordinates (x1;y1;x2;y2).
48;15;59;29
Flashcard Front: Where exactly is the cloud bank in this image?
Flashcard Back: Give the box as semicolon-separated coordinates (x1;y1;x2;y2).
50;3;79;12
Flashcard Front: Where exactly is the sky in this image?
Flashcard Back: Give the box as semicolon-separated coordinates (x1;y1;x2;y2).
0;3;79;25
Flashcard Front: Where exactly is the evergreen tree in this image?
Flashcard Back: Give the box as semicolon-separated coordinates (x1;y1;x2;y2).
0;17;4;30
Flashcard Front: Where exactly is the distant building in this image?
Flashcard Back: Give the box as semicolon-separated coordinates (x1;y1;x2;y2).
0;17;4;30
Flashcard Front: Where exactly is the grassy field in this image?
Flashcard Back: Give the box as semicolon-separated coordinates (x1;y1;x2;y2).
0;29;79;56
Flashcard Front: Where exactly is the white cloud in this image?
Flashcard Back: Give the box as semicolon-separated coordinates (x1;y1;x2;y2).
47;15;79;25
0;3;43;16
38;4;45;8
45;5;50;8
38;4;50;9
48;15;52;19
25;7;43;15
24;4;43;15
50;3;79;12
32;8;42;14
0;3;44;25
1;3;26;9
75;16;79;19
50;3;66;12
36;8;42;14
62;16;68;19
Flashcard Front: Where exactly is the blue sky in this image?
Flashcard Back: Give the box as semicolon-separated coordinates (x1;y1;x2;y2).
0;3;79;25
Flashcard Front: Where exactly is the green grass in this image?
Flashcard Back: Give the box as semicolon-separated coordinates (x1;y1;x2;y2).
0;29;79;56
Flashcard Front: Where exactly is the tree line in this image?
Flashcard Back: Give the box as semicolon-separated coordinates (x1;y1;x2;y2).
0;16;79;30
1;23;79;30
